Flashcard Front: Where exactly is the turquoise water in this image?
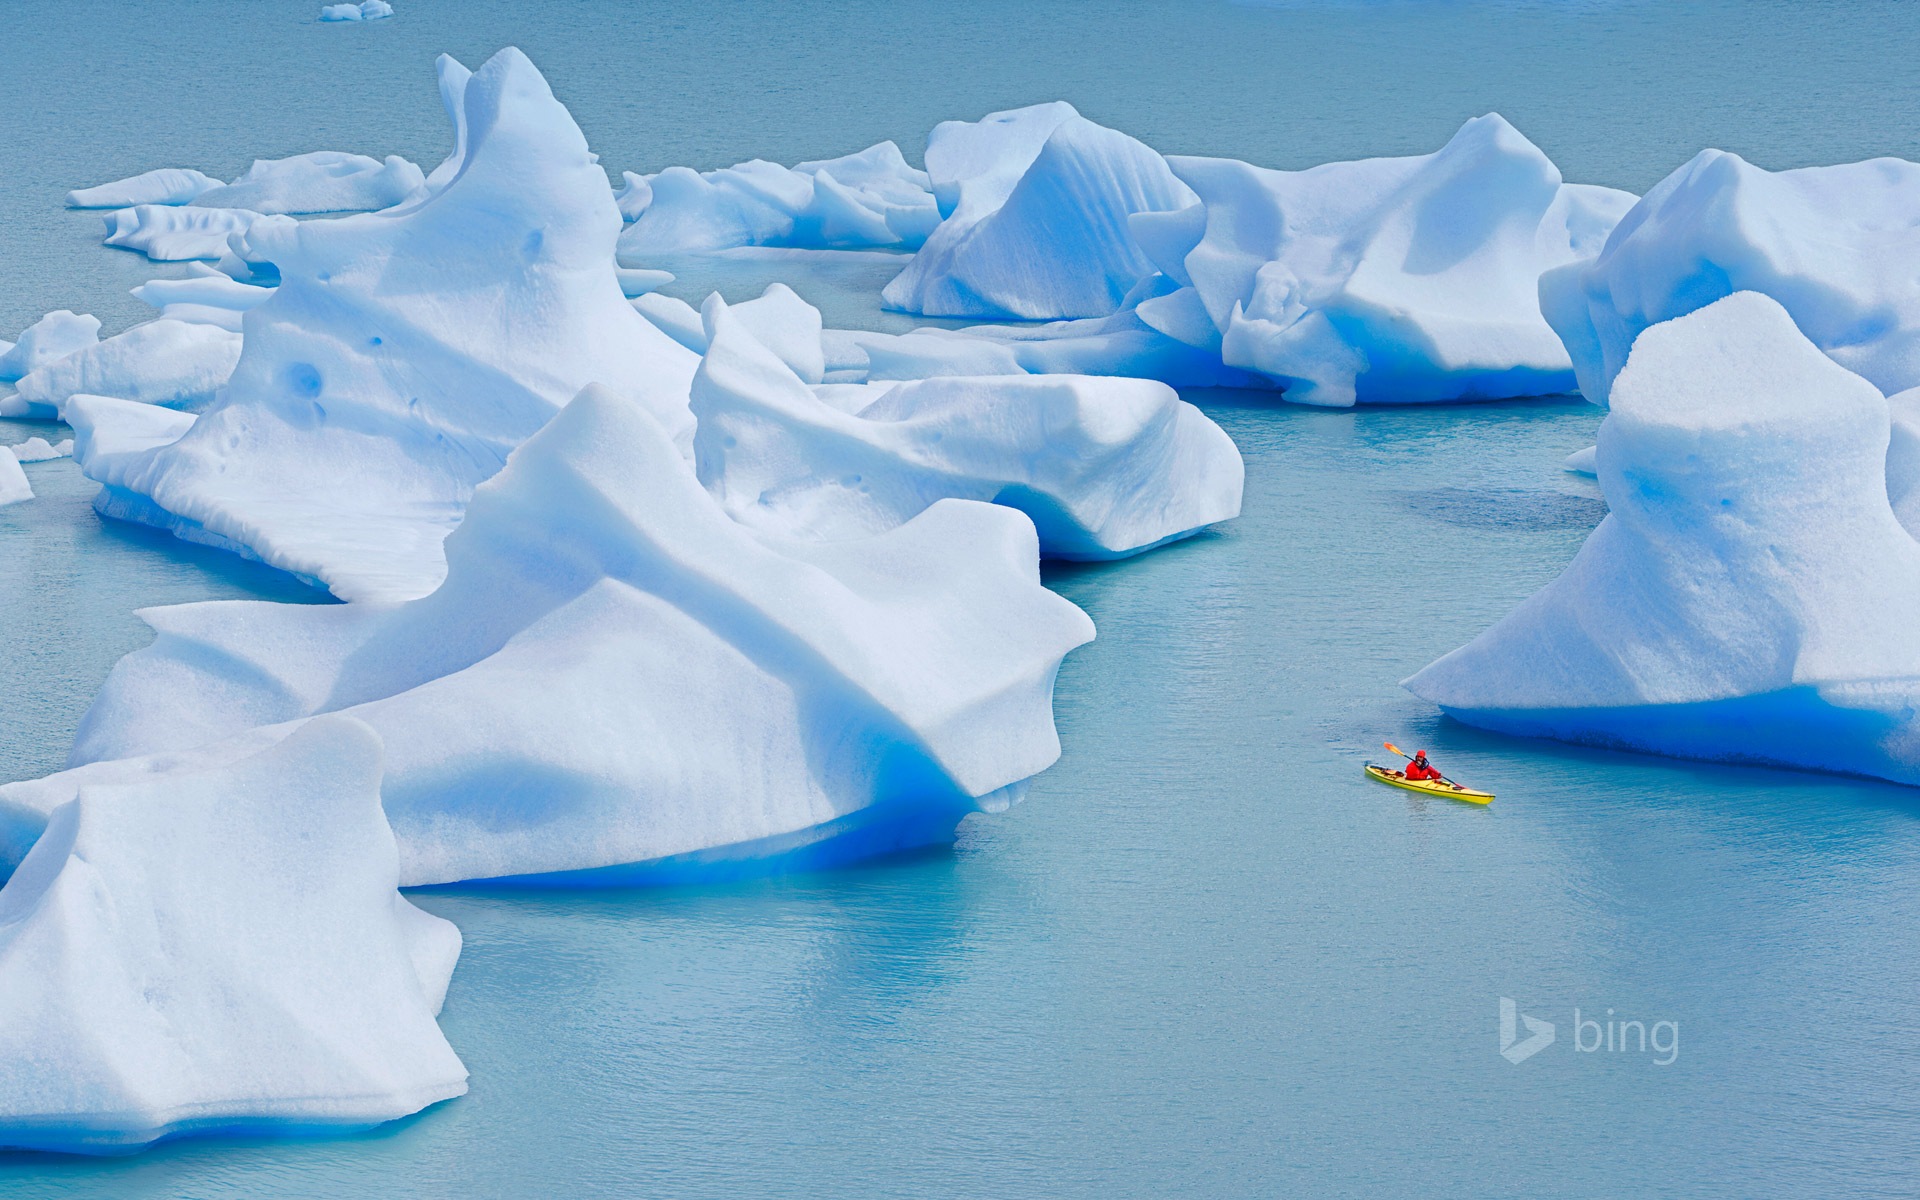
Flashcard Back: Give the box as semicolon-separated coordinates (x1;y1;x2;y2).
8;2;1920;1196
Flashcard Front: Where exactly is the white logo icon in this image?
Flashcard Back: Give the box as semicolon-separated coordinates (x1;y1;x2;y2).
1500;997;1555;1063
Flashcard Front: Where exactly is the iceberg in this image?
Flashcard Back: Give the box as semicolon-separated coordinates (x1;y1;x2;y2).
1136;115;1634;406
0;453;30;507
2;319;242;418
881;108;1197;320
66;168;223;209
102;204;260;261
8;437;74;463
191;151;424;216
618;141;937;255
320;0;393;20
693;297;1243;557
43;386;1094;887
0;310;100;382
1562;445;1597;476
1540;150;1920;406
74;48;699;603
1407;292;1920;784
0;717;465;1154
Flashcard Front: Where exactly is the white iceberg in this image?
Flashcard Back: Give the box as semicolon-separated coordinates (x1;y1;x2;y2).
191;151;424;216
1562;445;1597;476
1135;114;1635;406
8;437;74;463
102;204;260;262
1407;292;1920;784
45;386;1094;887
0;717;466;1154
0;453;31;507
1541;150;1920;406
693;297;1243;557
2;319;242;419
618;141;937;256
320;0;393;20
66;168;223;209
881;107;1197;320
0;310;101;382
74;48;699;602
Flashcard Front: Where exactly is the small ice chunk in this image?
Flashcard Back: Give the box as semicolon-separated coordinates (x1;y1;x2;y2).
0;453;31;507
0;717;466;1154
702;284;824;384
615;267;673;297
66;168;223;209
615;171;653;221
3;319;242;418
0;311;101;382
191;152;424;215
102;205;260;261
8;437;73;463
320;0;393;20
1562;445;1597;476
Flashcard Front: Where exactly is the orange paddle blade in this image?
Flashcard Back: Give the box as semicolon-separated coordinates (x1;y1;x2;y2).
1384;742;1407;759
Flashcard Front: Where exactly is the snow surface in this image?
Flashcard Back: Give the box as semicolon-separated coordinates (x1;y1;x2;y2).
8;437;74;463
1406;292;1920;783
42;385;1094;886
67;168;223;209
2;319;241;419
102;204;260;262
0;310;100;382
0;718;465;1154
72;49;699;603
1540;150;1920;406
191;151;424;215
693;294;1242;557
618;141;937;255
882;110;1197;320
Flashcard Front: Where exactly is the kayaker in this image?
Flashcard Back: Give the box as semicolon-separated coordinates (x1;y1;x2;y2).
1404;750;1442;781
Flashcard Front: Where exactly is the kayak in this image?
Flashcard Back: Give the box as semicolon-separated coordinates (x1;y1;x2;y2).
1365;763;1493;804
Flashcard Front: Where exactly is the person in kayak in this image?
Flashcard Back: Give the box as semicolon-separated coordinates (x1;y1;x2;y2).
1404;750;1442;781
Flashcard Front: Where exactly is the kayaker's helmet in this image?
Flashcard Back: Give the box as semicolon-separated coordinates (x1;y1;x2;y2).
1414;750;1427;759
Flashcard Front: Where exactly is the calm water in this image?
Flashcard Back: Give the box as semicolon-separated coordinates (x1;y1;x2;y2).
7;2;1920;1196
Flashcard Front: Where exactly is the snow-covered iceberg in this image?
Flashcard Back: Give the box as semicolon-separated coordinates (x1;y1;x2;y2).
67;168;222;209
0;310;100;381
693;296;1243;557
102;204;260;262
2;319;241;418
41;385;1093;887
320;0;393;20
191;151;423;215
618;141;938;255
1540;150;1920;406
1407;292;1920;784
74;48;698;602
131;265;276;332
881;105;1197;320
1136;114;1634;406
0;717;465;1154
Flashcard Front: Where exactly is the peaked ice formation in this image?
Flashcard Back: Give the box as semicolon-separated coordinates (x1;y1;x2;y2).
1540;150;1920;406
618;141;939;255
0;718;466;1154
40;386;1094;886
693;296;1243;557
0;310;100;381
73;48;699;602
1407;292;1920;783
67;168;223;209
882;106;1198;320
191;151;424;215
1139;115;1635;406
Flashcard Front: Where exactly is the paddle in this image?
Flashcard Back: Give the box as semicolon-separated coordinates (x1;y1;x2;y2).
1383;742;1457;787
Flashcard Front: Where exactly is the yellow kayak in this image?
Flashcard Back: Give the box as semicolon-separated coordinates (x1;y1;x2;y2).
1365;763;1493;804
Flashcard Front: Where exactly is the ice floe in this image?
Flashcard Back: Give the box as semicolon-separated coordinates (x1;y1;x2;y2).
693;294;1242;556
191;151;424;215
881;106;1197;320
1541;150;1920;406
73;48;699;602
41;385;1094;886
102;204;260;262
320;0;393;20
1407;292;1920;783
0;717;465;1154
2;319;242;419
618;141;938;255
8;437;74;463
0;454;30;507
0;310;100;381
66;168;223;209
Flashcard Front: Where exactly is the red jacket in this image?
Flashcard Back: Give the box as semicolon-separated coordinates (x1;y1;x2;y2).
1405;758;1440;781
